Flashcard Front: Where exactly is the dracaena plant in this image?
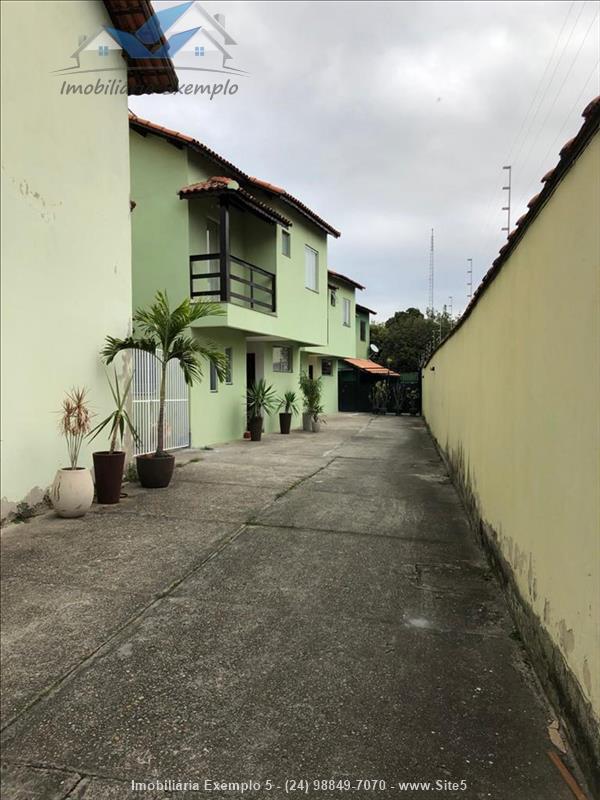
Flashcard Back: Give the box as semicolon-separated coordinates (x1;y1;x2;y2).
59;387;92;469
278;390;299;415
247;379;278;420
101;290;226;456
88;369;140;453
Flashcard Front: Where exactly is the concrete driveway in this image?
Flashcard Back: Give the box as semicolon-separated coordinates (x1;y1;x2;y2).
0;415;577;799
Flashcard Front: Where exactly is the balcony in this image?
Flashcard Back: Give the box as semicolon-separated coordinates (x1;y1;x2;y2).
190;252;276;313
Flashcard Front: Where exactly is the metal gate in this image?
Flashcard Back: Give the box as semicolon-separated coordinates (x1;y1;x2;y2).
132;350;190;455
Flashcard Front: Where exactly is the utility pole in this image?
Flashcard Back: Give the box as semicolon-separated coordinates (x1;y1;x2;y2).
448;296;453;317
427;228;434;319
502;165;512;237
467;258;473;303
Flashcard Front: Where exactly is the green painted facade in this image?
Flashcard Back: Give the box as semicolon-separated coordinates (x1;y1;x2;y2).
129;123;371;446
356;310;371;358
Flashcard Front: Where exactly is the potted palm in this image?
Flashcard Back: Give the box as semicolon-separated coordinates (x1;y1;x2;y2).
88;370;139;504
247;379;278;441
311;404;326;433
51;387;94;518
299;372;317;431
101;290;225;488
277;390;298;434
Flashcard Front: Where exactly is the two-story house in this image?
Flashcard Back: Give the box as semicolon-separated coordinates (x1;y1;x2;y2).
129;114;374;448
0;1;177;517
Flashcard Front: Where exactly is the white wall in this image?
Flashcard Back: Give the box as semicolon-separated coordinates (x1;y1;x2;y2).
1;1;132;514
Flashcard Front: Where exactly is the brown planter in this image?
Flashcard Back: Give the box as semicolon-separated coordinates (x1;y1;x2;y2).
93;451;125;504
248;416;263;442
136;452;175;488
279;412;292;434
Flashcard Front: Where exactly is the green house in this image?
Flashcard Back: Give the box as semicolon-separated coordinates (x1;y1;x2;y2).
129;114;373;447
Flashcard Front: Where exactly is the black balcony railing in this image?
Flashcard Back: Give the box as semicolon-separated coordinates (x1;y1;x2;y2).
190;253;276;313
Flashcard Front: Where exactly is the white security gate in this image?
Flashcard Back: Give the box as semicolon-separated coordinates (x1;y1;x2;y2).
132;350;190;455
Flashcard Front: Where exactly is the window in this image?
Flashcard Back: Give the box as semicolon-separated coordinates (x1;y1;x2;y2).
98;45;109;56
304;245;318;292
210;361;218;392
194;46;204;56
321;359;333;376
330;288;337;306
273;345;292;373
225;348;233;384
343;298;351;326
282;230;291;258
360;320;367;341
308;364;314;379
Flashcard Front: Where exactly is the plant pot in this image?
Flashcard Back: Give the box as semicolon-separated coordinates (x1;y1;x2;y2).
279;412;292;434
136;452;175;488
93;451;126;504
248;416;263;442
302;411;312;432
51;467;94;518
311;418;321;433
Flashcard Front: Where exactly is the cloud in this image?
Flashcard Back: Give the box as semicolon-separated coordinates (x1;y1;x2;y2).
132;0;599;320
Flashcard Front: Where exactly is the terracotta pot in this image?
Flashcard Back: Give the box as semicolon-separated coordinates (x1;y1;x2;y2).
93;451;125;504
248;416;263;442
279;412;292;434
302;411;312;432
136;452;175;488
51;467;94;518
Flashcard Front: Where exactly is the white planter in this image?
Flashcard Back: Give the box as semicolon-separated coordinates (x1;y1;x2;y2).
302;411;312;432
311;419;321;433
51;467;94;518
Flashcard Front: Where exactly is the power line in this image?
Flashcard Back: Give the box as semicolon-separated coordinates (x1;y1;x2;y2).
506;0;577;165
512;0;589;172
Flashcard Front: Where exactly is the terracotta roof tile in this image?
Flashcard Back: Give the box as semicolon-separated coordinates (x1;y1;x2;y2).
179;177;291;227
327;269;365;290
344;358;400;377
102;1;178;94
356;303;377;316
128;114;340;237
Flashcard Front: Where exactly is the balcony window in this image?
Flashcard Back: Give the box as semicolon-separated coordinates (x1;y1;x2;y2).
360;320;367;341
273;345;293;373
305;245;318;292
225;348;233;384
282;230;291;258
343;298;351;326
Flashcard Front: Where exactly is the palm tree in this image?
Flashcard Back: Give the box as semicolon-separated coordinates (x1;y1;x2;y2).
101;290;226;456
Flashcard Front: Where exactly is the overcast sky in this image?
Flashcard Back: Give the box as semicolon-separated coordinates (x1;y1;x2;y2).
130;0;599;321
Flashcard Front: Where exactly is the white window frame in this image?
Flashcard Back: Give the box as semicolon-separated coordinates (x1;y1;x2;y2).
282;229;291;258
343;297;351;326
304;245;319;292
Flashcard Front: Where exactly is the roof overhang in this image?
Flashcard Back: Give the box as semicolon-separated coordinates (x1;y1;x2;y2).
344;358;400;377
356;304;376;316
328;270;365;291
179;179;291;227
103;1;178;94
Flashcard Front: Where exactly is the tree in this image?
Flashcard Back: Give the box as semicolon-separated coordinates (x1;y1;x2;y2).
370;307;455;373
101;290;226;456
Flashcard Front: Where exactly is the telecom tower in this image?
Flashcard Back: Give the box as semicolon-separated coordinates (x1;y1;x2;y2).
427;228;434;319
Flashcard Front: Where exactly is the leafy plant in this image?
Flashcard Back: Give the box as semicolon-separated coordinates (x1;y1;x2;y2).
58;387;92;469
299;372;322;415
391;382;405;414
88;369;139;453
247;379;278;420
369;381;390;414
278;390;299;415
101;290;226;455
